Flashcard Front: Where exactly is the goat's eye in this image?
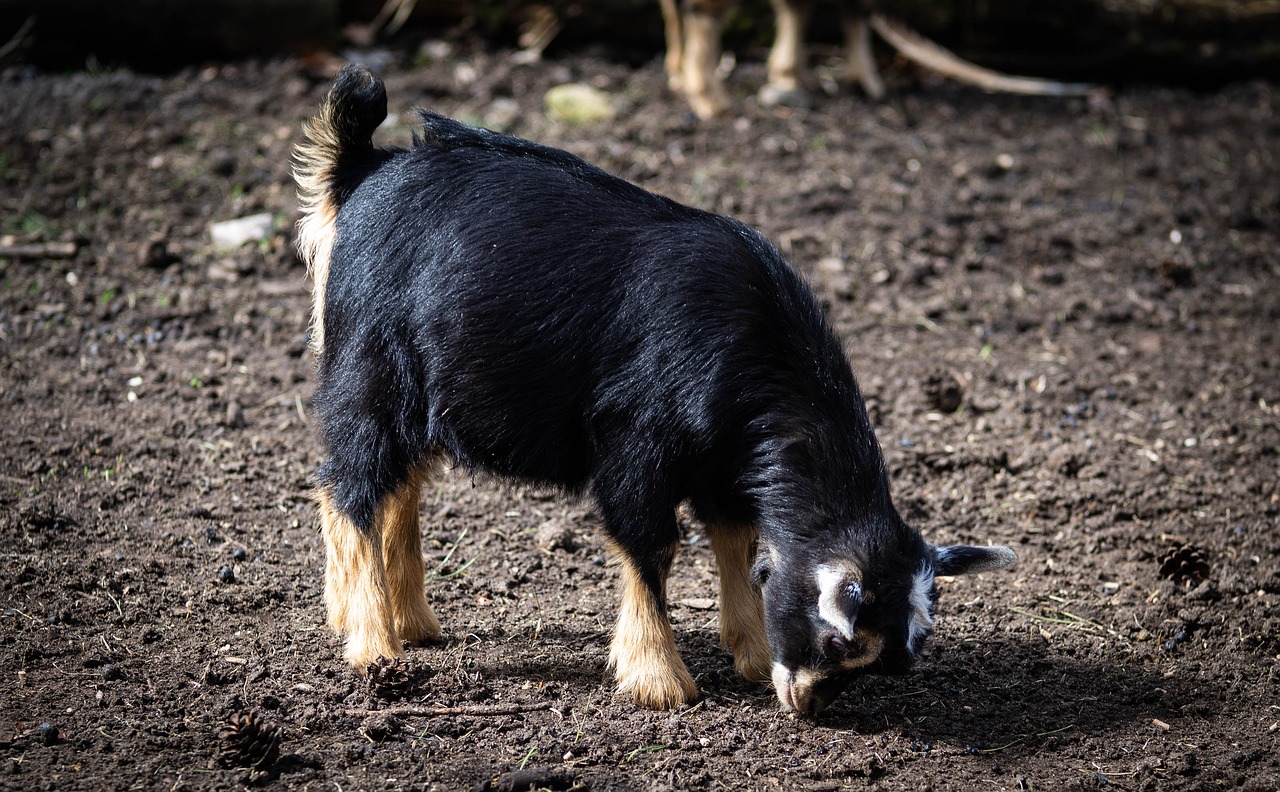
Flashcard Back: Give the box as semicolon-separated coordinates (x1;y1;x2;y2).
751;561;771;588
825;634;850;660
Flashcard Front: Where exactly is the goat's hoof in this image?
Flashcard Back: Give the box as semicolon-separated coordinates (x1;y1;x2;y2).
758;84;810;110
620;668;700;710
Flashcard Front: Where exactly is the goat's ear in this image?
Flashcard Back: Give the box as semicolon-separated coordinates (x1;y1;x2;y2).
933;545;1017;576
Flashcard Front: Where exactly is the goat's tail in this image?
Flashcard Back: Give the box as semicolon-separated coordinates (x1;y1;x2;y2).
293;64;387;354
870;13;1097;97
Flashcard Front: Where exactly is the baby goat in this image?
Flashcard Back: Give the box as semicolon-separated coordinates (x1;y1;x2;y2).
294;64;1015;714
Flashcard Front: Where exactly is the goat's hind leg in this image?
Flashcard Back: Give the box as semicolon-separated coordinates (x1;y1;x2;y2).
380;463;441;646
318;487;403;669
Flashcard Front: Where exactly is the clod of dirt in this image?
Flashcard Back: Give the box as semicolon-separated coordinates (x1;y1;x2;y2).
138;235;177;270
365;657;412;695
359;711;402;742
223;400;246;429
535;518;577;552
1157;542;1211;587
477;767;577;792
217;711;281;768
38;722;63;746
922;369;965;413
1046;444;1088;478
1159;259;1196;288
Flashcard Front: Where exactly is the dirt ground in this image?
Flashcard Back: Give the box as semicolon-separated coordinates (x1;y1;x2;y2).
1;40;1278;791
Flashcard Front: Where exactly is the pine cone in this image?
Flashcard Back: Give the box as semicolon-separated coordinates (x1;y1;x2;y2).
218;711;280;768
365;656;412;694
1157;542;1210;587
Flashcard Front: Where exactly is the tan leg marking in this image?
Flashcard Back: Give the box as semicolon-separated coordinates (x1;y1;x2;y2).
659;0;685;91
841;8;885;100
318;488;402;669
379;471;440;645
708;524;772;684
606;541;698;709
761;0;812;104
681;3;732;119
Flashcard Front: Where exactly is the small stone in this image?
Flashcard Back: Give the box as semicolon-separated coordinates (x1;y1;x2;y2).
223;399;245;429
217;565;236;584
544;84;615;123
209;213;274;251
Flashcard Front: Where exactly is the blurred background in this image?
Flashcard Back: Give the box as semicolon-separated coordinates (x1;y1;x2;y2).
1;0;1278;84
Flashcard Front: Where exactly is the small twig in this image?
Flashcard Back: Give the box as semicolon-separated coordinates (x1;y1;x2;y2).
345;701;553;718
0;241;79;259
0;16;35;62
1009;606;1106;632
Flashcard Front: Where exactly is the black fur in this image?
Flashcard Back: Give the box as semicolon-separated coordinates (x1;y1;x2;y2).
303;64;1014;713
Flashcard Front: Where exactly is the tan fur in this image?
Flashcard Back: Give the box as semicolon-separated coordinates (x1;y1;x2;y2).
676;1;732;119
707;524;771;684
318;489;403;667
841;10;885;100
317;464;440;669
379;469;441;644
292;101;344;355
659;0;684;91
606;541;698;708
661;0;1093;119
762;0;809;99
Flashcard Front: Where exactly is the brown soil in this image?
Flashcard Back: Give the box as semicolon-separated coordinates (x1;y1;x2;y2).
1;45;1278;791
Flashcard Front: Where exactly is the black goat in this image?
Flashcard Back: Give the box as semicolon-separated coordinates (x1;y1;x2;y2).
294;64;1015;713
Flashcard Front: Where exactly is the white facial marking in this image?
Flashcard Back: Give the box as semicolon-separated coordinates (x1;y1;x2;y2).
907;562;935;654
772;662;797;711
815;564;856;640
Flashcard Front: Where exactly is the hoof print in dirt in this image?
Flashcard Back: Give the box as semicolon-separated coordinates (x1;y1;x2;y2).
1157;541;1211;588
217;711;281;769
365;656;413;695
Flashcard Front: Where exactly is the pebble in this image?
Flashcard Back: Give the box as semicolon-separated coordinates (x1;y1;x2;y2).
544;84;615;123
208;213;273;250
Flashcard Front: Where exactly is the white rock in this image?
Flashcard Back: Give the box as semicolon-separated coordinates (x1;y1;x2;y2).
209;213;274;250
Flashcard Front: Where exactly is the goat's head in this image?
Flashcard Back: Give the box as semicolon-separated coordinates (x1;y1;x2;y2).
755;524;1016;715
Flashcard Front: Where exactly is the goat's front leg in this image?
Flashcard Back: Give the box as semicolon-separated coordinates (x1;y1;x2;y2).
607;539;698;708
708;523;772;684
